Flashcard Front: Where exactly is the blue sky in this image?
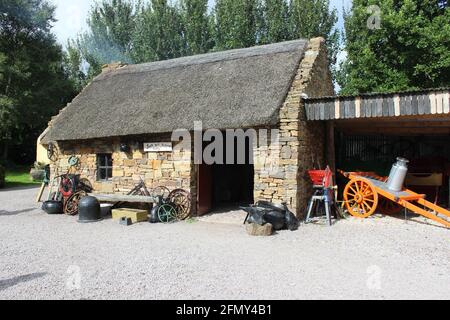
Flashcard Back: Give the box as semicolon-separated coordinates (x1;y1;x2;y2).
50;0;352;46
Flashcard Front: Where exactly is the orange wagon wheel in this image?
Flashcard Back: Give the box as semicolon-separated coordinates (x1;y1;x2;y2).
343;178;378;218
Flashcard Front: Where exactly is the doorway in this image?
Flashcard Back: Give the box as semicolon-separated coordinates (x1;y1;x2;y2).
197;132;254;215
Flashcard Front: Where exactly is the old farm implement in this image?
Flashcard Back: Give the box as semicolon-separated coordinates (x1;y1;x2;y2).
340;158;450;228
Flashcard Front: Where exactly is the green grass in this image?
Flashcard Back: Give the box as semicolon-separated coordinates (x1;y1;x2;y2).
4;166;42;188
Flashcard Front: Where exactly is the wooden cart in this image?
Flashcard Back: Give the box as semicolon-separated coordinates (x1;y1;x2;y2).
340;170;450;228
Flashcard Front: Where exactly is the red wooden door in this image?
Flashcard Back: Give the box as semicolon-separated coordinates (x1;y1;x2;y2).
197;164;212;215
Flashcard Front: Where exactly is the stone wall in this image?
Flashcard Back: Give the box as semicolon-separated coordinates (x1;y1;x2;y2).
253;37;334;216
50;136;194;196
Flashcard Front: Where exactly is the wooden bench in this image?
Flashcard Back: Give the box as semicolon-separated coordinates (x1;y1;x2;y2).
88;193;157;204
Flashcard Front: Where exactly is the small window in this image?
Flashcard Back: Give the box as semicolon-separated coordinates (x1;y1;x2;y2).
97;153;113;181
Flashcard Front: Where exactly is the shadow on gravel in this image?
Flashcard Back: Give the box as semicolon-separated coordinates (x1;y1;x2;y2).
0;184;40;191
0;208;36;216
0;272;47;291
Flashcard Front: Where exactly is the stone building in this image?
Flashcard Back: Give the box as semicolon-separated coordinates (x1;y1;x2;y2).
39;37;334;216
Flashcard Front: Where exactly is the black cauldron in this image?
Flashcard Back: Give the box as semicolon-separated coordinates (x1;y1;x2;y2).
42;200;63;214
78;196;102;223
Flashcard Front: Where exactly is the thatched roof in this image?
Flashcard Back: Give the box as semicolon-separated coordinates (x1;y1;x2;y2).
42;39;308;142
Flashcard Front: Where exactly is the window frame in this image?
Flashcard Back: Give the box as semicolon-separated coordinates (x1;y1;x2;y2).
96;153;113;181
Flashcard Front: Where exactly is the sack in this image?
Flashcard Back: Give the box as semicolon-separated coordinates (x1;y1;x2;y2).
241;206;266;225
285;210;299;231
263;210;286;230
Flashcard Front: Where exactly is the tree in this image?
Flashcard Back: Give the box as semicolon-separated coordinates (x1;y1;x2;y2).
132;0;186;63
338;0;450;94
288;0;339;75
213;0;261;50
76;0;136;79
180;0;214;55
259;0;289;44
63;39;86;93
0;0;75;163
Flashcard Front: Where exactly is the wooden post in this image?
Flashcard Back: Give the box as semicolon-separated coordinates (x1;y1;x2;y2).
326;121;336;174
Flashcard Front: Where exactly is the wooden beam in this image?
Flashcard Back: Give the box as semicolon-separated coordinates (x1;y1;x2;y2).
89;193;156;203
326;121;336;173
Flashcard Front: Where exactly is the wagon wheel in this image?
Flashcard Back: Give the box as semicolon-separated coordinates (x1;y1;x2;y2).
168;189;191;220
64;191;87;215
151;186;171;199
78;178;93;193
343;178;378;218
157;203;177;223
47;142;59;162
378;197;402;215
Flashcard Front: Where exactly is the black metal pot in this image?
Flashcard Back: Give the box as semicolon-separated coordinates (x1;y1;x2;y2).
78;196;102;223
42;200;63;214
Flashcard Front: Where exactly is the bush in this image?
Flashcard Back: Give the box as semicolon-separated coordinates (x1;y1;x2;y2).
0;165;5;188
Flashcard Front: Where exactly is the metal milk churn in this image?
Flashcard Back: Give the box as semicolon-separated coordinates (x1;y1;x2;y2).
386;157;409;192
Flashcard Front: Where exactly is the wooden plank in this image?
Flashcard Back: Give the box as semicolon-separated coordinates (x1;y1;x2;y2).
339;99;345;119
326;121;336;173
423;93;431;114
315;102;321;120
394;95;401;116
305;104;311;119
444;92;450;114
388;96;395;116
326;101;334;119
335;99;340;119
411;95;418;115
362;98;370;117
400;95;406;115
349;99;355;118
376;97;383;117
89;193;156;203
355;97;361;118
371;98;377;118
418;94;425;115
405;95;412;115
382;97;389;117
436;93;443;114
319;102;325;120
360;98;366;117
346;99;351;118
430;93;437;114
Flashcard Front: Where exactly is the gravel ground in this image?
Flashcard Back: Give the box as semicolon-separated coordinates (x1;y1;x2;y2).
0;186;449;300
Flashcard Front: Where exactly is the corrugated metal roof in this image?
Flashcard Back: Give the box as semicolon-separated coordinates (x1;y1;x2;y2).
305;88;450;121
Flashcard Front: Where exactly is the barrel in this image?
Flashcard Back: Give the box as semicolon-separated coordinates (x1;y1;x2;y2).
78;196;102;223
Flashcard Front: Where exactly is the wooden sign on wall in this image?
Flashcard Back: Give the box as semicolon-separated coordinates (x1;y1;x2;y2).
143;142;172;152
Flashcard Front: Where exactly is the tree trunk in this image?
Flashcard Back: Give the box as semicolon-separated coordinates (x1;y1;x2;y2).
2;141;8;163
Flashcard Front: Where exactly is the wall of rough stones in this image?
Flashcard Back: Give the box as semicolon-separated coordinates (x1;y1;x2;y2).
51;136;193;196
252;37;334;216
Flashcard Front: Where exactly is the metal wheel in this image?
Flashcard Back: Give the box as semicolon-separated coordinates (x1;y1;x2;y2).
151;186;171;199
378;197;402;215
47;142;59;162
64;191;87;215
78;178;93;193
157;203;177;223
343;178;378;218
168;189;191;220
